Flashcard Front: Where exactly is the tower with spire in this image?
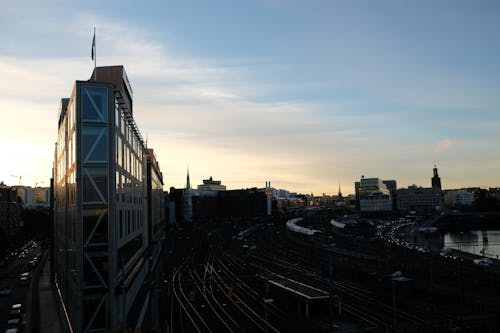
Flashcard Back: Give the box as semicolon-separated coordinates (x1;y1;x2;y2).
183;168;193;222
431;164;442;192
186;168;191;191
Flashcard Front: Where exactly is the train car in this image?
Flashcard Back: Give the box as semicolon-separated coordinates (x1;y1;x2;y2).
285;218;324;245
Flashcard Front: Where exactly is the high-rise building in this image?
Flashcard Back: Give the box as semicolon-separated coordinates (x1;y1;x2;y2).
355;177;394;214
53;66;157;332
355;177;391;198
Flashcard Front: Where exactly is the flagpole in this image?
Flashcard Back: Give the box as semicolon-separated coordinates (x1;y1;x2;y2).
93;27;97;81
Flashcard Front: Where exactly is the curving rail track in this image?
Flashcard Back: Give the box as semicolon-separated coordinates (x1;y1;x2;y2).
169;251;302;333
246;249;428;331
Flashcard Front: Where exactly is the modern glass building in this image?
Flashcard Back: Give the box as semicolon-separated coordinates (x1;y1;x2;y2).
53;66;154;332
355;177;395;214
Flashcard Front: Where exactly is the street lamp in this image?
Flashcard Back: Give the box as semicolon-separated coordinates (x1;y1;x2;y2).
322;241;336;330
263;298;274;333
390;271;411;330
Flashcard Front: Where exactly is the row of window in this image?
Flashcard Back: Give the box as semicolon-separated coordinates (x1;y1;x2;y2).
116;135;143;180
115;104;143;156
118;208;144;240
116;171;144;205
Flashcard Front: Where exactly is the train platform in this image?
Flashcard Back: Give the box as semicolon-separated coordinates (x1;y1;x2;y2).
263;272;329;301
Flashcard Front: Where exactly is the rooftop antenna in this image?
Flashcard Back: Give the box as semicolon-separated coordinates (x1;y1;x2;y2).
91;26;97;81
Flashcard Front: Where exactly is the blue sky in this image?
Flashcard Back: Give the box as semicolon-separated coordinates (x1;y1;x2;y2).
0;0;499;194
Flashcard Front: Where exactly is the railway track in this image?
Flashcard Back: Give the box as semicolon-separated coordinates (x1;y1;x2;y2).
247;250;427;331
167;225;446;332
169;252;291;332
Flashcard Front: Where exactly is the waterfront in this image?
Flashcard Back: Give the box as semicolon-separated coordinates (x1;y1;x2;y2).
444;229;500;259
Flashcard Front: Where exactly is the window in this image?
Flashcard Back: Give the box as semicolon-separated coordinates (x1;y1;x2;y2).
127;211;131;234
82;168;108;204
119;211;123;238
81;86;107;123
115;106;119;127
82;126;108;163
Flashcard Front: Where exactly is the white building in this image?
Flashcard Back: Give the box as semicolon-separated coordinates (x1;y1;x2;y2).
359;192;393;212
444;189;475;208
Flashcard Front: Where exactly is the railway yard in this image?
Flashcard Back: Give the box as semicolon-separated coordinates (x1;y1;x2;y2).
162;211;500;332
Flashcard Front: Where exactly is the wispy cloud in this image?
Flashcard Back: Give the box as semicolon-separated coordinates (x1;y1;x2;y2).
1;6;499;193
434;138;454;152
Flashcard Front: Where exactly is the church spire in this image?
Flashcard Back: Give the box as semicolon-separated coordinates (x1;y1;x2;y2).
186;168;191;191
338;184;342;197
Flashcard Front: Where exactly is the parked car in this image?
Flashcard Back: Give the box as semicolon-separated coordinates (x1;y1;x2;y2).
473;258;493;267
18;277;29;286
9;308;22;318
0;286;12;296
7;318;20;327
5;328;19;333
28;260;38;269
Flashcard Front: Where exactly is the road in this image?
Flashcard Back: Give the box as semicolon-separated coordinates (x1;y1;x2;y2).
0;242;42;332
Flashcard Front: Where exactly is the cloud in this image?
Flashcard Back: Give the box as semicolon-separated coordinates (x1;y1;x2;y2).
0;14;353;193
434;138;454;152
1;9;499;194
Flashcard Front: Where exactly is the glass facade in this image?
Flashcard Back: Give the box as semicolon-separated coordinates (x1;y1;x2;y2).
54;67;156;332
54;95;78;328
80;85;109;332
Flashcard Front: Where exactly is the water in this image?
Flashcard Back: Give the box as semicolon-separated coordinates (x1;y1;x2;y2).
443;230;500;259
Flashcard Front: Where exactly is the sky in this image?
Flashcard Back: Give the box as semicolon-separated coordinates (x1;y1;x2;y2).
0;0;499;195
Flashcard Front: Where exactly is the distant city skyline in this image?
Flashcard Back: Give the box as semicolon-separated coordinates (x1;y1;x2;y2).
1;0;499;195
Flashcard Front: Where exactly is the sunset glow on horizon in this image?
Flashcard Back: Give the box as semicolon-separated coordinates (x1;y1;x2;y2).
1;1;499;195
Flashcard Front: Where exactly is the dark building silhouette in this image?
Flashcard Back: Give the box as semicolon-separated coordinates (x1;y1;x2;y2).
0;185;19;235
432;165;442;192
217;189;267;218
397;185;441;215
146;149;165;271
169;187;185;224
170;187;268;220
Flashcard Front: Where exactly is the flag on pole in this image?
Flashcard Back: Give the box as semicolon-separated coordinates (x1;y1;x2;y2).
91;30;96;60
